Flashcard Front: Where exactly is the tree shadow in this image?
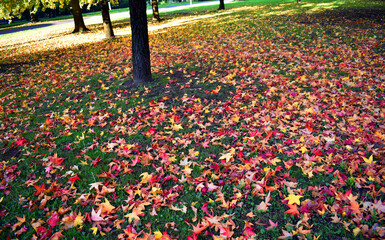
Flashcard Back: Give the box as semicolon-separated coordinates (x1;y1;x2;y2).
0;23;55;35
294;7;385;29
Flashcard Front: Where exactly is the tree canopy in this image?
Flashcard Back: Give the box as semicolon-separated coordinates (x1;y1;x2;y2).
0;0;116;20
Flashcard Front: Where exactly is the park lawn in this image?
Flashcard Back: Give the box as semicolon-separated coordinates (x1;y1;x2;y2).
1;0;385;239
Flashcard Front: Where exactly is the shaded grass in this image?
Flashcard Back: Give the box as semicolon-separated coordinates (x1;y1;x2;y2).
1;0;385;239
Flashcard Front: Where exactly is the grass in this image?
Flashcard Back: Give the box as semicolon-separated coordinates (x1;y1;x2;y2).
1;0;385;239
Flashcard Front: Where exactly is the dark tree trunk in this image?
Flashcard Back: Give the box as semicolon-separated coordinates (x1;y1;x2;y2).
218;0;225;10
152;0;161;22
70;0;89;33
100;0;115;38
297;0;301;3
129;0;152;85
30;11;39;22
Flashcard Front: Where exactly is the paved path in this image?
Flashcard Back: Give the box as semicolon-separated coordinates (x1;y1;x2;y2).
0;0;232;35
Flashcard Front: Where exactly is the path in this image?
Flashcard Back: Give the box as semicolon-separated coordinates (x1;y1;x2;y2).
0;0;232;36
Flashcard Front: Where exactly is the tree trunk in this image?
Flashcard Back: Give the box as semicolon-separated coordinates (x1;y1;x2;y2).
218;0;225;10
129;0;152;85
152;0;161;22
70;0;89;33
100;0;115;38
30;11;39;22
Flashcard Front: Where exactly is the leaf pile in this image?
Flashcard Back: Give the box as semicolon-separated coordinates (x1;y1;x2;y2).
1;1;385;239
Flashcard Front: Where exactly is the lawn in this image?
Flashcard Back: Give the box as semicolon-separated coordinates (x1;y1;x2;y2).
1;0;385;239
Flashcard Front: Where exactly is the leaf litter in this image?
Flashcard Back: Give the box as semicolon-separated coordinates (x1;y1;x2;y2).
1;1;385;239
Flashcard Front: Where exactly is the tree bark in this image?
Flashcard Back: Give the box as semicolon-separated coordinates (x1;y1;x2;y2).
30;11;39;22
218;0;225;10
129;0;152;85
152;0;161;22
70;0;89;33
100;0;115;38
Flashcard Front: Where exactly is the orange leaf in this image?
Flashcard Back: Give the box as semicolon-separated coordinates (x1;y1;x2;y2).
285;204;300;216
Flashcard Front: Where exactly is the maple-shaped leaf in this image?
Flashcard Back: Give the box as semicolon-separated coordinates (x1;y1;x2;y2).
363;155;376;164
219;152;233;162
246;211;256;218
58;207;71;215
140;172;152;184
154;229;163;239
91;208;105;222
33;183;46;196
278;230;293;239
171;124;183;131
219;224;234;238
207;182;219;192
50;231;64;240
330;213;341;223
124;205;145;223
49;153;64;165
265;219;278;230
62;211;84;230
99;198;115;215
89;182;102;191
11;215;25;231
47;212;60;227
191;222;207;236
202;140;210;148
243;227;257;238
349;200;361;214
257;201;270;211
14;138;26;146
372;200;385;213
123;226;138;239
91;226;98;235
285;194;303;205
67;174;80;184
257;192;271;211
353;227;361;236
285;204;300;216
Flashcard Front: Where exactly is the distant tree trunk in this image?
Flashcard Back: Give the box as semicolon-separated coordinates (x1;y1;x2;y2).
100;0;114;38
218;0;225;10
297;0;301;3
70;0;89;33
129;0;152;85
152;0;161;22
30;11;39;22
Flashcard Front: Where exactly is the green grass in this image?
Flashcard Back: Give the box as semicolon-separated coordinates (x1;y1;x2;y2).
1;0;385;239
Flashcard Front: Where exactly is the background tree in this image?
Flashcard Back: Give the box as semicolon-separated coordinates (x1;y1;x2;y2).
152;0;160;22
100;0;114;38
70;0;89;32
218;0;225;10
128;0;152;85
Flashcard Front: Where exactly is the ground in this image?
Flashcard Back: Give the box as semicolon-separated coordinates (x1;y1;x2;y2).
0;0;385;239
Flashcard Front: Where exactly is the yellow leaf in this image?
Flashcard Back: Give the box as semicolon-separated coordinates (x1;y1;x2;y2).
231;115;240;123
299;146;307;154
140;172;151;184
73;212;84;227
353;227;360;236
285;194;303;205
219;152;233;162
172;124;183;131
99;198;115;214
154;230;163;239
363;155;375;164
91;227;98;235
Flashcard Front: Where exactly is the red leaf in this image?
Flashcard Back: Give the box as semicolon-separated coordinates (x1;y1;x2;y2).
67;174;80;184
47;212;60;227
285;204;300;216
33;183;46;196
